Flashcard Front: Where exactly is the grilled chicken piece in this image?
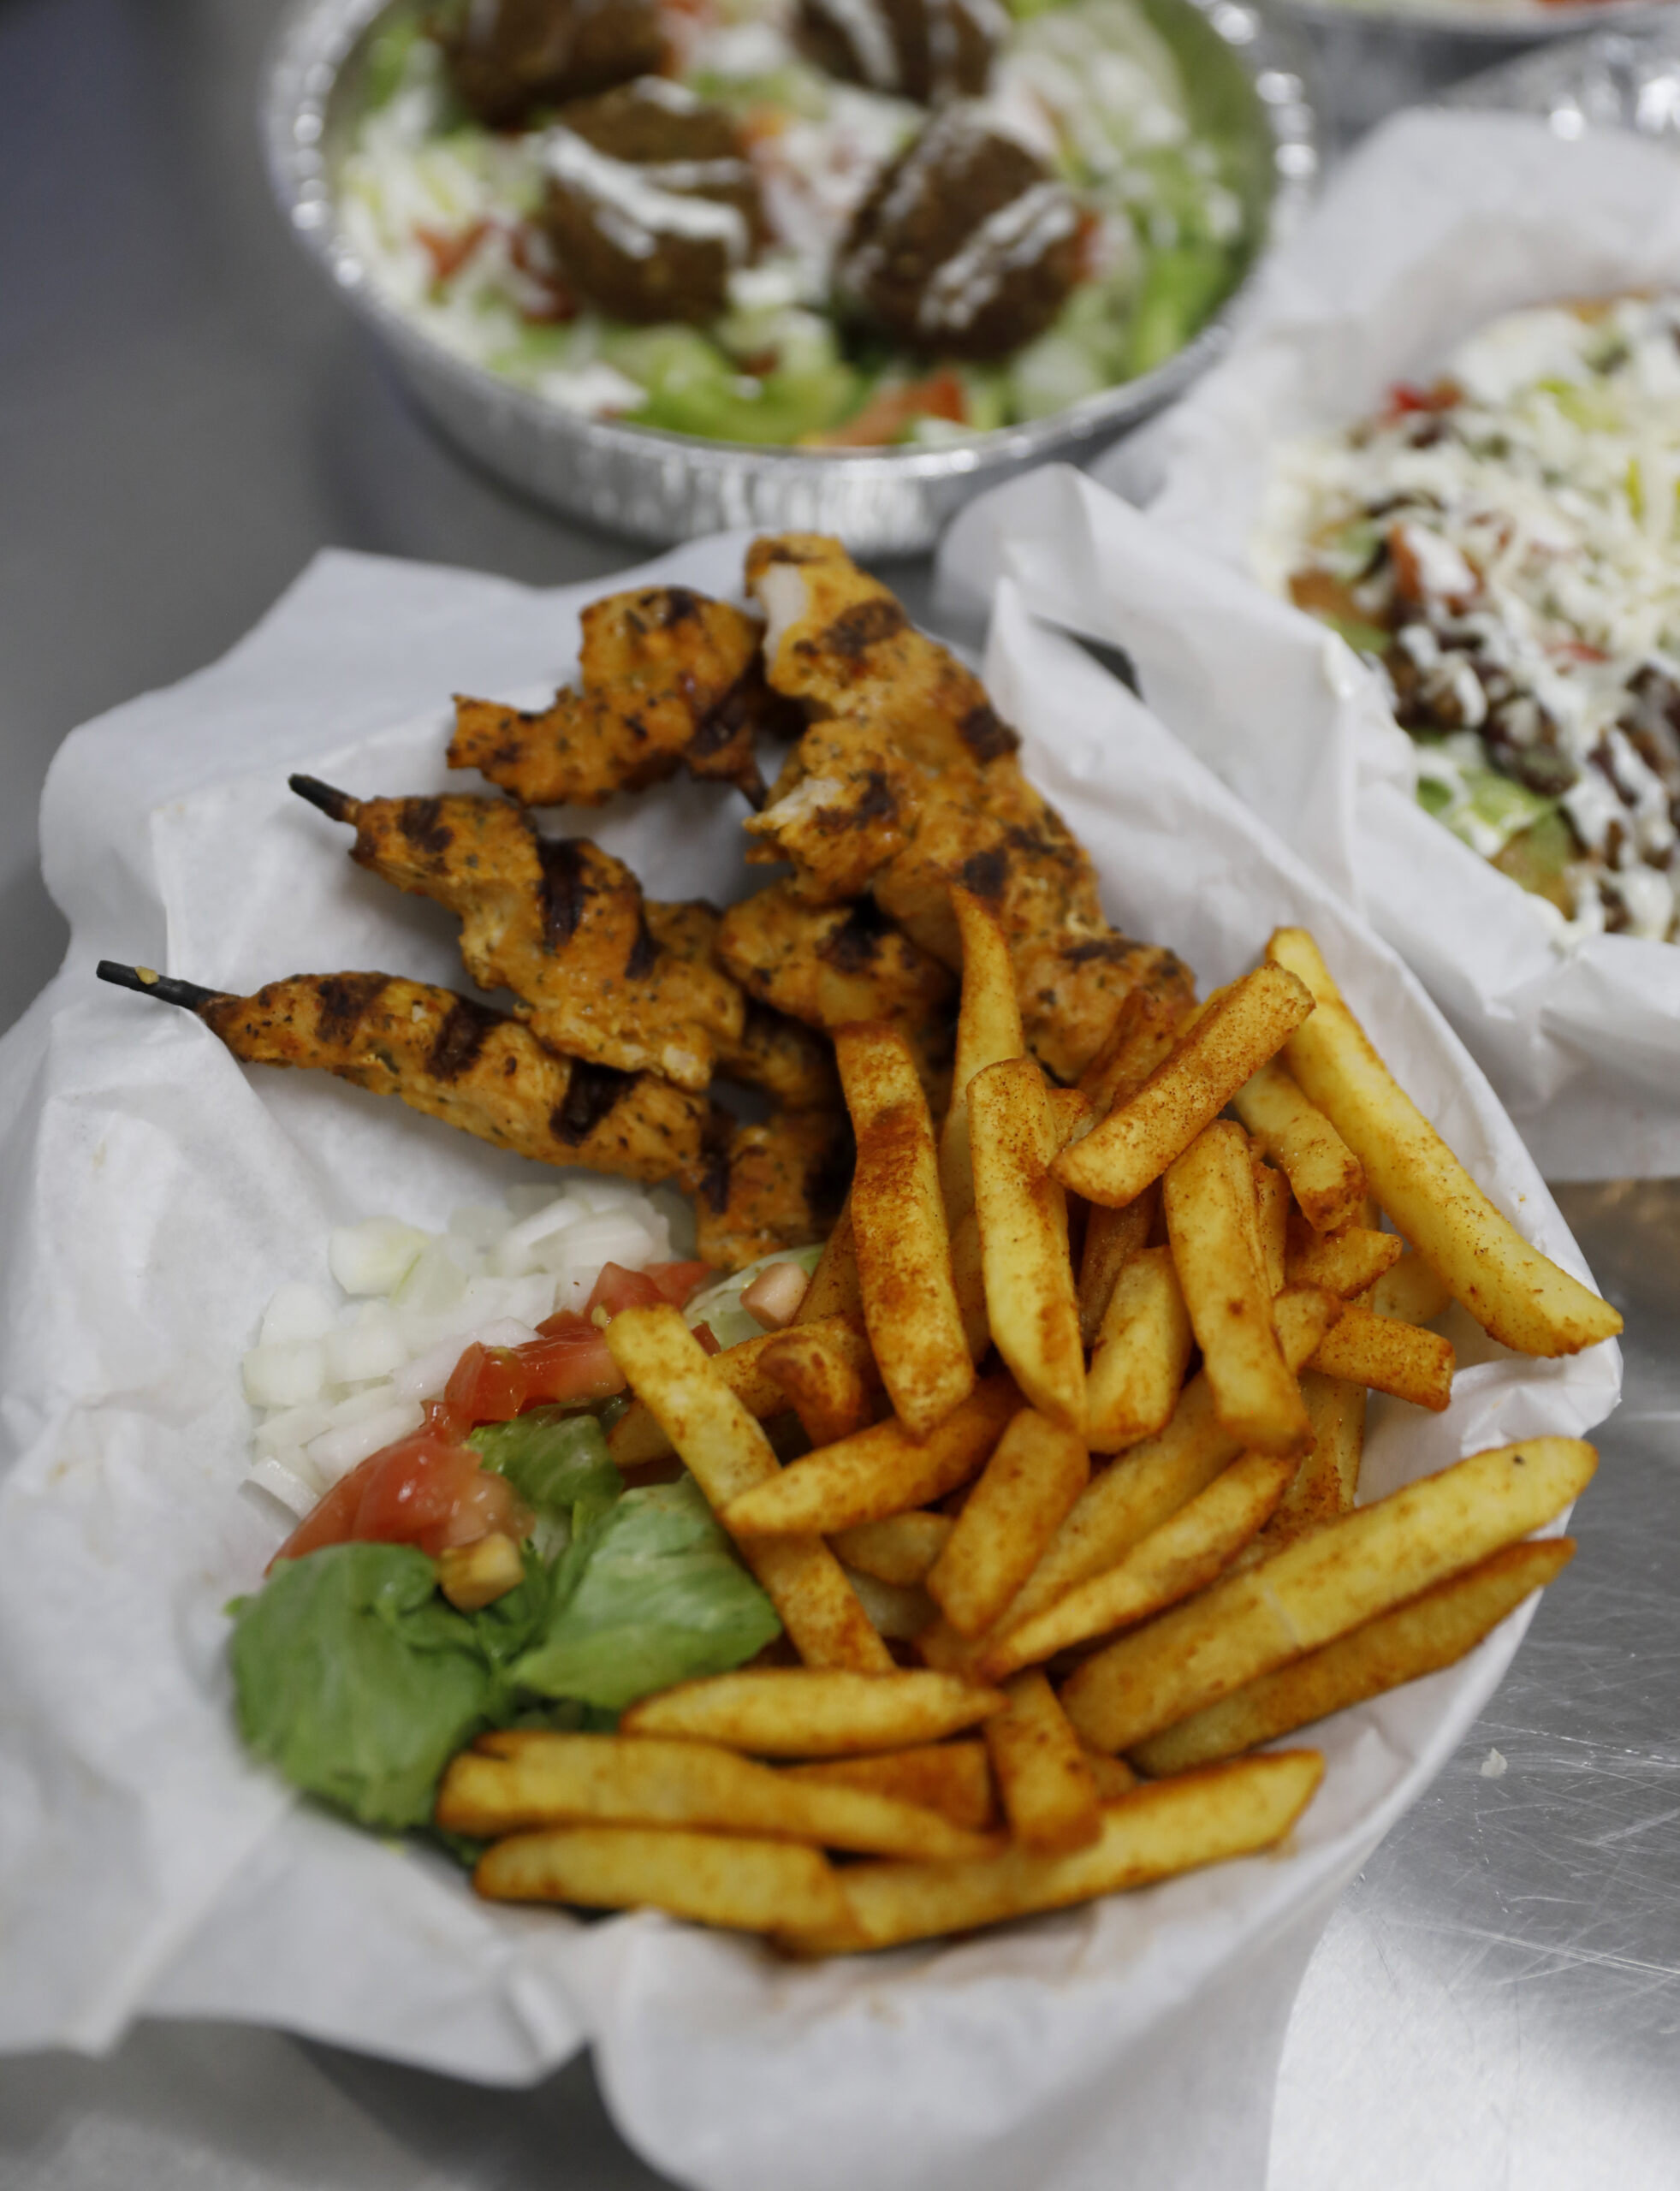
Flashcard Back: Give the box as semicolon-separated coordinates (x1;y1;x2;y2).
696;1108;852;1272
745;534;1017;775
448;586;789;809
292;781;743;1093
644;900;840;1109
715;882;955;1101
97;965;715;1189
743;534;1195;1081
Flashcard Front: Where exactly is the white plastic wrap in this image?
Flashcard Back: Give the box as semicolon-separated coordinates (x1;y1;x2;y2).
0;536;1619;2191
1064;107;1680;1179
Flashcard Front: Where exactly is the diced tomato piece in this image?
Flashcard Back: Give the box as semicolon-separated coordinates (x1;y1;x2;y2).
417;217;490;283
271;1429;525;1566
585;1262;668;1319
514;1327;626;1404
645;1259;714;1307
445;1341;530;1424
693;1321;721;1356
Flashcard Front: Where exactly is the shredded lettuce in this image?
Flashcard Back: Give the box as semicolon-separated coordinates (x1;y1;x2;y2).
229;1544;496;1832
511;1476;780;1710
470;1408;622;1535
685;1241;826;1351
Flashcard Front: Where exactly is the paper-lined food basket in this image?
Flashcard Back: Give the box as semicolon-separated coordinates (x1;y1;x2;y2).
0;534;1618;2191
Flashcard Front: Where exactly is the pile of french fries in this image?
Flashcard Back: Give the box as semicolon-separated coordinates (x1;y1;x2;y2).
438;897;1618;1955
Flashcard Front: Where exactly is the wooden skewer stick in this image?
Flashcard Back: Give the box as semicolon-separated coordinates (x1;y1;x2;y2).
96;961;224;1012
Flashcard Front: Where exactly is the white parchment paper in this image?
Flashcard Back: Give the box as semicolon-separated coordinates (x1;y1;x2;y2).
1040;107;1680;1179
0;537;1620;2191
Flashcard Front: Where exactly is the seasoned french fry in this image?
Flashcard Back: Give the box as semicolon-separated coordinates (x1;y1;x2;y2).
795;1200;864;1325
1232;1056;1367;1234
608;1313;874;1467
938;884;1025;1231
1371;1249;1455;1327
840;1565;936;1642
994;1286;1343;1642
1165;1122;1310;1458
1083;1749;1138;1802
971;1056;1085;1434
781;1752;1326;1953
1054;965;1315;1208
1132;1538;1575;1775
983;1671;1101;1854
836;1021;975;1436
1087;1243;1194;1454
476;1823;850;1935
948;1205;990;1363
784;1742;997;1832
1077;1190;1156;1348
721;1375;1018;1537
924;1409;1090;1638
1285;1219;1404;1299
1244;1369;1364;1557
1267;928;1622;1357
607;1305;892;1671
1252;1159;1289;1297
443;1732;995;1858
981;1450;1297;1681
1309;1302;1455;1412
1077;984;1190;1121
1063;1436;1597;1753
620;1667;1009;1755
762;1327;875;1446
830;1511;953;1587
1046;1084;1094;1148
436;1532;525;1612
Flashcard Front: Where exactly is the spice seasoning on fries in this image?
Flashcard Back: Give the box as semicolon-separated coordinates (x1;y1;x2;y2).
99;536;1619;1955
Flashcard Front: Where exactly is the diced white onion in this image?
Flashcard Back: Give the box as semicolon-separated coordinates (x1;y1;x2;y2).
393;1239;468;1315
490;1197;585;1276
247;1452;326;1518
306;1400;427;1484
324;1301;409;1386
329;1216;430;1296
318;1381;407;1432
242;1339;327;1410
252;1398;338;1458
259;1282;335;1345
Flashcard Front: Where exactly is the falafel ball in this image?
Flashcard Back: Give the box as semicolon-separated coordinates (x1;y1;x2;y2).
839;106;1083;360
444;0;668;130
539;80;765;325
796;0;1004;102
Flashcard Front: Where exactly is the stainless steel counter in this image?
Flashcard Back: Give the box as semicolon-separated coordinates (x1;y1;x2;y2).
3;5;1675;2185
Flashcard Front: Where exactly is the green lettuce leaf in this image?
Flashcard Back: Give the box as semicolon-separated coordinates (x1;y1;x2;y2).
470;1408;622;1534
229;1543;493;1832
511;1476;780;1710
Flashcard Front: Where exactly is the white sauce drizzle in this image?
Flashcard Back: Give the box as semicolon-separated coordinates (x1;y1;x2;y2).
809;0;902;91
917;178;1077;334
543;127;751;263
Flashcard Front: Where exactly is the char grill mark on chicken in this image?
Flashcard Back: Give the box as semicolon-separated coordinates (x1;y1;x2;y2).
714;881;955;1104
98;965;715;1189
291;780;745;1093
696;1107;854;1273
742;533;1194;1082
448;587;783;810
644;900;842;1109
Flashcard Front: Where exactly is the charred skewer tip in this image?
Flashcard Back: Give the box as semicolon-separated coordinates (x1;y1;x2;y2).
288;774;359;822
96;961;225;1012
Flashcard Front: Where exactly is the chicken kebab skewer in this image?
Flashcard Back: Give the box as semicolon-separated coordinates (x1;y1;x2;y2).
94;963;719;1188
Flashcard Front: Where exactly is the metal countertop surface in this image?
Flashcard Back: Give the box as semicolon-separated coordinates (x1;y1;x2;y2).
3;4;1676;2185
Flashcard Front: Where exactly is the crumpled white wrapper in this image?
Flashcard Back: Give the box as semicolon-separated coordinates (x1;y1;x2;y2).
1048;107;1680;1179
0;534;1619;2191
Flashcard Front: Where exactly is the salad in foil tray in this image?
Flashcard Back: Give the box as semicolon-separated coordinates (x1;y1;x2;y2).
335;0;1255;448
1257;295;1680;945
